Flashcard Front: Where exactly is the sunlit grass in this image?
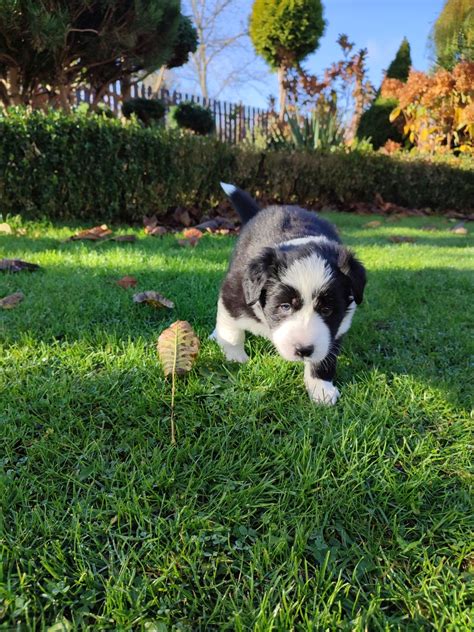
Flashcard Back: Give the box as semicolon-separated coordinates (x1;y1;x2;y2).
1;212;473;629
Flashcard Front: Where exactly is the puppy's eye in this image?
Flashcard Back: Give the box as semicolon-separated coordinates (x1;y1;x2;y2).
320;306;333;317
279;303;292;313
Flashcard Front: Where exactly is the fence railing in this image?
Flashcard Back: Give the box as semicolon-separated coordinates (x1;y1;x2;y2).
76;81;271;144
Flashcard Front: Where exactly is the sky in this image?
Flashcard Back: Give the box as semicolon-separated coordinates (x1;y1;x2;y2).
173;0;447;109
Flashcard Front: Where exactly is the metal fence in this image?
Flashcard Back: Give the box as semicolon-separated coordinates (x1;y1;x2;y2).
76;81;270;144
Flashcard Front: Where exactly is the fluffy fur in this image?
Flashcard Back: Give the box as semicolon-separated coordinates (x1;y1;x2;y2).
211;184;367;405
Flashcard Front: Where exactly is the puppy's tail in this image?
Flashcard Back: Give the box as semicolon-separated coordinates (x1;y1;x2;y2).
220;182;260;225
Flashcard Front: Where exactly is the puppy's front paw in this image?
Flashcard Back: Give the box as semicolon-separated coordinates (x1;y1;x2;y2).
307;379;340;405
222;345;249;363
209;331;249;363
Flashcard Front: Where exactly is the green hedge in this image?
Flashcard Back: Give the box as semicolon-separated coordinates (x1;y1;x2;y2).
0;109;473;220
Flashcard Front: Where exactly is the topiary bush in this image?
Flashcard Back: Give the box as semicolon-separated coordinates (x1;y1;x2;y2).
170;102;215;135
357;97;403;149
0;108;472;221
122;98;166;126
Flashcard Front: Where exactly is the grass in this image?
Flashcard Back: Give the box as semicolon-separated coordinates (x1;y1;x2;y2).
1;212;473;630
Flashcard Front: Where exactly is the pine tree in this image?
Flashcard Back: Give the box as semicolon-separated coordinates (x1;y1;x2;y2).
0;1;197;110
386;37;412;81
357;38;411;149
250;0;326;117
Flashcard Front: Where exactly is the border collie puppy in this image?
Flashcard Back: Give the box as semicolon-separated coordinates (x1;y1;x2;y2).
211;183;367;405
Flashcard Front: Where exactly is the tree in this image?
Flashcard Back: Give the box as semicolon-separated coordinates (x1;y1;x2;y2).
430;0;474;70
178;0;260;100
0;1;196;110
357;38;412;149
386;37;412;81
250;0;326;117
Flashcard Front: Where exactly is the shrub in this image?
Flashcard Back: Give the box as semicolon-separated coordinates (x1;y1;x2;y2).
0;109;472;221
169;102;215;135
122;98;166;126
357;97;404;149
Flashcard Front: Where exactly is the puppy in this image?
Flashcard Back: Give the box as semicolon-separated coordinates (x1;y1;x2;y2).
211;184;366;405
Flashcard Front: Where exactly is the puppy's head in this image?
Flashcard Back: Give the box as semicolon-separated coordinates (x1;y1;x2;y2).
243;243;366;362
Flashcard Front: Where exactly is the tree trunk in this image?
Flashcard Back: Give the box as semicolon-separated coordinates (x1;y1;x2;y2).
121;76;131;102
8;67;22;106
58;83;71;113
278;65;287;121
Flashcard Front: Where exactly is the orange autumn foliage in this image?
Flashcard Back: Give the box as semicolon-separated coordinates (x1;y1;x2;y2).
382;61;474;153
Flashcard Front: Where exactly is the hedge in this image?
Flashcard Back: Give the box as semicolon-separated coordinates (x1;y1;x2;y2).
0;109;473;221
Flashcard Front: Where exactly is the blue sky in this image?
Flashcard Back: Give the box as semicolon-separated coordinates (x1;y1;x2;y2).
174;0;446;109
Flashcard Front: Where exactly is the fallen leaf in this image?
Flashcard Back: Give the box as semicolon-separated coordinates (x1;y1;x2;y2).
69;225;112;241
110;234;137;242
450;223;468;235
116;275;138;289
388;236;416;243
421;225;439;232
363;220;382;228
0;291;24;309
0;258;41;272
149;226;168;236
133;291;174;309
0;222;12;234
157;320;200;376
143;215;168;236
173;207;192;227
178;227;203;247
195;216;237;233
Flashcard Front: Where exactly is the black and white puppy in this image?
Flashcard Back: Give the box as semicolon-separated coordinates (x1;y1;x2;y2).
211;184;366;405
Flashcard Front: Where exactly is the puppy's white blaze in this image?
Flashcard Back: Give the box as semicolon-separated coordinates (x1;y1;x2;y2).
220;182;237;196
280;235;339;248
336;301;356;338
272;310;330;363
280;254;333;305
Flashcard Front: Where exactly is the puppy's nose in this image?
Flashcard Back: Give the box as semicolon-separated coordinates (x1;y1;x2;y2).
295;344;314;358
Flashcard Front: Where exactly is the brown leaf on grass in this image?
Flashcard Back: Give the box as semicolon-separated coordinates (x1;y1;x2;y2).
69;224;112;241
0;222;12;234
116;275;138;289
388;235;416;243
445;211;474;221
173;207;192;227
450;223;468;235
133;291;174;309
0;258;41;272
143;215;168;236
421;225;439;232
0;291;24;309
363;220;382;228
178;227;203;247
195;216;237;233
110;234;137;242
157;320;200;376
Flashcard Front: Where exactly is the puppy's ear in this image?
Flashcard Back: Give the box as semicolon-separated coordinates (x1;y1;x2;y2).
338;248;366;304
243;247;277;306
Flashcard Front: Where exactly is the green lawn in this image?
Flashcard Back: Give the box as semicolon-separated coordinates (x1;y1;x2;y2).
1;212;473;630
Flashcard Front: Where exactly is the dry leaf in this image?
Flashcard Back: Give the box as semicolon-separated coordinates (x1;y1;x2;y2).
363;220;382;228
388;236;416;244
149;226;168;236
0;291;24;309
0;258;41;272
450;223;468;235
110;234;137;242
157;320;200;376
143;215;168;236
173;207;192;227
116;275;138;289
178;227;203;247
69;225;112;241
133;291;174;309
195;216;237;233
0;223;12;234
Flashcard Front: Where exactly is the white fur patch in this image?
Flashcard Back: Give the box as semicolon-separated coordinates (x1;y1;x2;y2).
280;253;333;304
280;236;339;248
211;298;270;363
304;365;340;405
336;301;356;338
